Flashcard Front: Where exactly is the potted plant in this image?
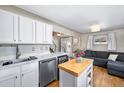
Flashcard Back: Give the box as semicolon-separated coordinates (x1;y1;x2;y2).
72;49;85;63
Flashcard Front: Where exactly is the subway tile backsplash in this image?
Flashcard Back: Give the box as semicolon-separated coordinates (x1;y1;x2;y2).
19;45;50;56
0;46;16;60
0;45;50;60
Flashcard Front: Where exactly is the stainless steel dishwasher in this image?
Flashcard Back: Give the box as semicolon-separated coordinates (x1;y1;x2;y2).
39;57;57;87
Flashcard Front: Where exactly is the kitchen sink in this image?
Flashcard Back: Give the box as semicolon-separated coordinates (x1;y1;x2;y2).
1;56;38;66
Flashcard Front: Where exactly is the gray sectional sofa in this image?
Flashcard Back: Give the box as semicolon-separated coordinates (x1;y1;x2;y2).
84;50;124;78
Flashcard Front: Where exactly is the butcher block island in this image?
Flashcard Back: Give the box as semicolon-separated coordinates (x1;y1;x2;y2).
58;58;93;87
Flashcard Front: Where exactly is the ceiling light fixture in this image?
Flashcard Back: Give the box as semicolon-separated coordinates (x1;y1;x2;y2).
57;33;61;36
90;24;101;32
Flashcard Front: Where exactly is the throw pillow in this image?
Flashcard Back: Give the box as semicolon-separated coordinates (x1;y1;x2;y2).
108;54;118;61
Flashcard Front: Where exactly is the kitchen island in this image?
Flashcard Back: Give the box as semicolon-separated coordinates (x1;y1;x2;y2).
58;58;93;87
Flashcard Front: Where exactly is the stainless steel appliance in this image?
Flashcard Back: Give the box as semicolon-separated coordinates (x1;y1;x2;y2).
39;57;57;87
57;55;69;80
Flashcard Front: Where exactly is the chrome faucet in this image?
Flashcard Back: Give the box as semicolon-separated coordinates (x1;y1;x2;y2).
16;45;21;59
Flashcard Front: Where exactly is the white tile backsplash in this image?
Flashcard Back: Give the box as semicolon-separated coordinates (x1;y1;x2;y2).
0;46;16;60
19;45;50;57
0;45;50;60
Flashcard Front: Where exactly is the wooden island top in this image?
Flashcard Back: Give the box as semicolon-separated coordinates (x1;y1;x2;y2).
58;58;93;77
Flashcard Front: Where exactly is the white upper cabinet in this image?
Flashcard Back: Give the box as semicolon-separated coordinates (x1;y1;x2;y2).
35;21;53;44
0;10;53;44
45;24;53;44
35;21;46;43
19;16;35;43
0;10;18;43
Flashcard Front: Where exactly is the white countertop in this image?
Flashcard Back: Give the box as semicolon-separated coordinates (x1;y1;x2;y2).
36;52;69;60
0;52;69;70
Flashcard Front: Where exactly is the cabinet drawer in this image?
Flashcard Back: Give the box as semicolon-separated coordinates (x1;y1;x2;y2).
21;62;38;72
0;66;20;78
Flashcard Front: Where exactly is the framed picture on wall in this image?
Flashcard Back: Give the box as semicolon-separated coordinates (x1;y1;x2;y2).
93;34;108;44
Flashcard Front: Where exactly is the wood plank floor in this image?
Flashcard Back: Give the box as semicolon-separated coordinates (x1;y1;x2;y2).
47;66;124;87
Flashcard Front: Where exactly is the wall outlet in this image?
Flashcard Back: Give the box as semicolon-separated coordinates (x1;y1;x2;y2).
45;46;49;50
32;47;35;51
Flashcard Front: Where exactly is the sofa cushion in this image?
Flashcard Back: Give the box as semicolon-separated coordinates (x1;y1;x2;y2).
95;58;110;63
107;60;124;72
94;58;109;68
108;69;124;78
92;51;96;57
116;54;124;62
93;51;109;59
84;50;92;57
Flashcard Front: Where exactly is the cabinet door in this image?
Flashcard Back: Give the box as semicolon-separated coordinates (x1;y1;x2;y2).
21;62;38;87
0;66;20;87
21;70;38;87
76;70;87;87
0;74;20;87
45;24;53;44
0;10;18;43
19;16;35;43
35;21;45;43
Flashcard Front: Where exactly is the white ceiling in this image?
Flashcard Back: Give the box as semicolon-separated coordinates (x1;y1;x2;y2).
16;5;124;33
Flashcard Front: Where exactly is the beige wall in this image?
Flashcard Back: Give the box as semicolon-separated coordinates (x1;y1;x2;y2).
81;29;124;52
0;5;82;49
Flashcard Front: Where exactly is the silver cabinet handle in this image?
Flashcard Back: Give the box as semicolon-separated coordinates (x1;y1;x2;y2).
15;76;18;79
22;74;24;76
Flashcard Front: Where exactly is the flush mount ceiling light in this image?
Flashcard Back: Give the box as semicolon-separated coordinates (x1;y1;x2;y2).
90;24;101;32
57;33;61;36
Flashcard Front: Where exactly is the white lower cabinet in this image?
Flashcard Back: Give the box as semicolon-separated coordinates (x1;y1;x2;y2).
0;74;20;87
0;62;39;87
0;67;20;87
21;62;38;87
21;70;38;87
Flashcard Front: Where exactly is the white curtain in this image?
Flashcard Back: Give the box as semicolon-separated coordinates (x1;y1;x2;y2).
87;35;93;50
108;32;116;51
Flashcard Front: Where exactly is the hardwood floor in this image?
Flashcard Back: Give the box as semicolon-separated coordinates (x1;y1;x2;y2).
47;80;59;87
47;66;124;87
93;66;124;87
